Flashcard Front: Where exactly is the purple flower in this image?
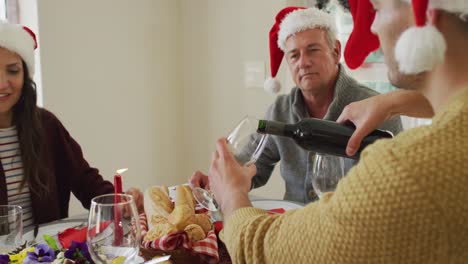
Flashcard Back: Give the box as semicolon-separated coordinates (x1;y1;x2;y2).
0;255;10;264
24;244;56;264
64;241;93;264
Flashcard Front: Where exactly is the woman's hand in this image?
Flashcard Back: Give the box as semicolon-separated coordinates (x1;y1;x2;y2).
125;187;144;214
208;138;256;217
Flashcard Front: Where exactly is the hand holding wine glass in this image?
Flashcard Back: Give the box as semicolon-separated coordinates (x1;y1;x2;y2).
208;138;257;210
191;116;268;211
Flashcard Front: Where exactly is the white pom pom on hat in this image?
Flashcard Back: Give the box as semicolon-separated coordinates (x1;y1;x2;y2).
263;77;281;94
264;7;336;94
0;21;38;78
395;0;446;74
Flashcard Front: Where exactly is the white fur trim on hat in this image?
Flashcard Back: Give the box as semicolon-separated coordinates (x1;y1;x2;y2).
277;8;337;52
0;21;36;77
264;77;281;94
395;25;446;74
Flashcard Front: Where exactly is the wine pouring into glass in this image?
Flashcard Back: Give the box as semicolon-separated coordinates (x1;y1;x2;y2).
257;118;393;198
192;116;269;212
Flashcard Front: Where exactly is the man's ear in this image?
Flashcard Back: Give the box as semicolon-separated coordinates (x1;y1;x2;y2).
334;40;342;64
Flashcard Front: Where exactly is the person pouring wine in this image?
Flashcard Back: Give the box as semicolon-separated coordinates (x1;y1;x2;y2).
191;6;402;203
207;0;468;262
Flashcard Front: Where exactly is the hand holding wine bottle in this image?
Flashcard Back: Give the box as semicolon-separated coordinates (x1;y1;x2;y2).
257;118;393;159
337;90;433;156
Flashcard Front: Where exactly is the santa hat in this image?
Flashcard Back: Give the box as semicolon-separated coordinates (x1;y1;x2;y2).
394;0;447;74
264;7;337;94
343;0;380;69
347;0;468;73
0;21;38;77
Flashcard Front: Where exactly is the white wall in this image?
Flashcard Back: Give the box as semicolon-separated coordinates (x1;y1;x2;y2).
180;0;289;199
17;0;42;105
33;0;299;215
37;0;184;215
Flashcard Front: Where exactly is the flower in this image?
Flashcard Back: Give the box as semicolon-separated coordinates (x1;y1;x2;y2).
51;252;64;264
64;242;93;264
8;247;35;264
24;244;56;264
0;255;10;264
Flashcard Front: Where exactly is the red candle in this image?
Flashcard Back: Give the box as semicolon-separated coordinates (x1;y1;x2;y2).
113;168;127;246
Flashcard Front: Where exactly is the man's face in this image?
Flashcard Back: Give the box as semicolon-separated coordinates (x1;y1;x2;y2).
370;0;423;89
284;28;340;95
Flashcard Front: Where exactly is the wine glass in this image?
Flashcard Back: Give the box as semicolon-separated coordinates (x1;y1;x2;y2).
193;116;269;211
87;194;141;264
0;205;22;253
310;153;345;198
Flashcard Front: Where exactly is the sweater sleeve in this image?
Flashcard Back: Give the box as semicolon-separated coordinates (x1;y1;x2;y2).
44;110;114;209
224;138;444;263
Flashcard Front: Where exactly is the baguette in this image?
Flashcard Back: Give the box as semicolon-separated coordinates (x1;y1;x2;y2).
144;217;177;241
193;213;212;234
168;204;195;230
184;224;206;242
144;186;174;229
175;185;195;212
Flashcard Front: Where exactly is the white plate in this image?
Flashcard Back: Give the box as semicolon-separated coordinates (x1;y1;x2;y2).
251;199;304;211
23;221;85;245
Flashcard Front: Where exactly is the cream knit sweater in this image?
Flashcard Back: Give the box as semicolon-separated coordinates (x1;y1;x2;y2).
225;88;468;263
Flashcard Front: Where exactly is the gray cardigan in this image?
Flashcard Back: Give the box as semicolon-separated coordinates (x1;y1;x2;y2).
250;66;403;203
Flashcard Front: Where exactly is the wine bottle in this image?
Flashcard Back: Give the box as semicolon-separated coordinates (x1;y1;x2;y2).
257;118;393;159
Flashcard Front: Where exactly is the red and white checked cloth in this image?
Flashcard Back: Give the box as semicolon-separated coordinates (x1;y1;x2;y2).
139;213;219;264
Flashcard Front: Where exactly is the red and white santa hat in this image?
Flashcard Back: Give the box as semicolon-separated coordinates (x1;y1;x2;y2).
264;7;337;94
0;21;38;77
347;0;468;74
395;0;468;74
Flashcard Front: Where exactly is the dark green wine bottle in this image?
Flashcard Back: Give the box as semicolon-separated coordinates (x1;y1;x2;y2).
257;118;393;159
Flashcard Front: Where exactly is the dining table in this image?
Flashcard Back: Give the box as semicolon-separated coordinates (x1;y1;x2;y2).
25;194;303;264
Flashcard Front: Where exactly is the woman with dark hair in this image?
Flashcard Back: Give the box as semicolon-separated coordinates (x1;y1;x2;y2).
0;21;143;227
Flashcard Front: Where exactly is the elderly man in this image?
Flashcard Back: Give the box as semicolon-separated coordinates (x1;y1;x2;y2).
191;7;402;203
208;0;468;263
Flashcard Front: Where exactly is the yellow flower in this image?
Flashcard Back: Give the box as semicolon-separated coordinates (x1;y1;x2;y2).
9;247;35;264
111;256;126;264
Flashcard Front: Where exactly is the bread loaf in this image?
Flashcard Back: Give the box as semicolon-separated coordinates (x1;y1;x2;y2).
184;224;206;242
168;204;195;230
144;185;213;243
144;186;174;229
143;217;177;241
175;186;195;212
193;213;212;234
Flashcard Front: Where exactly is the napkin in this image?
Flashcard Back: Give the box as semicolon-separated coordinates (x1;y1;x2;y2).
58;226;87;249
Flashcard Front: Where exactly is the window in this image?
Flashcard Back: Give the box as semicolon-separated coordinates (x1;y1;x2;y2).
0;0;6;20
1;0;19;23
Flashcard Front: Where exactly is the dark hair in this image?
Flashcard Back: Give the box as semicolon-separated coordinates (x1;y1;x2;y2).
14;62;50;197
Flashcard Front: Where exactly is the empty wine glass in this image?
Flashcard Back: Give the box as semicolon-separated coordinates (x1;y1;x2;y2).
87;194;140;264
193;116;269;211
0;205;22;253
310;153;345;198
